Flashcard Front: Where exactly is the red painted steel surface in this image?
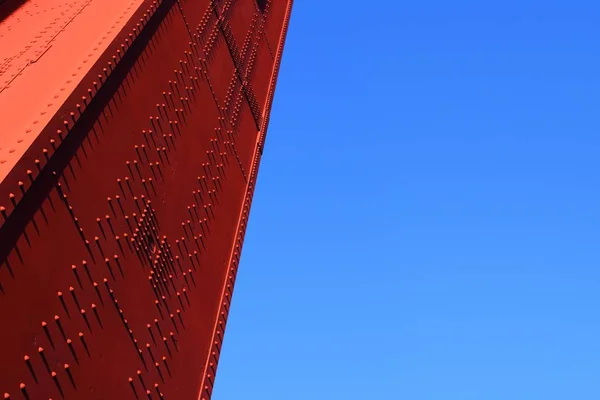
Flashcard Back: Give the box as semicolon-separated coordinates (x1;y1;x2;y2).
0;0;293;398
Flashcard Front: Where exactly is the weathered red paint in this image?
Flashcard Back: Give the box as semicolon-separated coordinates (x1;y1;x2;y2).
0;0;293;398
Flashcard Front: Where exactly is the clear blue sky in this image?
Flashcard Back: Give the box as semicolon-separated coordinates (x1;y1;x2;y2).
214;1;600;399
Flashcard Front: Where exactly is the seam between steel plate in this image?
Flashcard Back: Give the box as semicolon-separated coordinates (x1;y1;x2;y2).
196;1;294;398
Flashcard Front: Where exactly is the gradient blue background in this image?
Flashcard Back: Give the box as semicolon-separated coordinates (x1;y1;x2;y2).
213;1;600;399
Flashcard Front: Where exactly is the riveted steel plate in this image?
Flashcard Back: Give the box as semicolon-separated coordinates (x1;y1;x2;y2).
0;0;293;398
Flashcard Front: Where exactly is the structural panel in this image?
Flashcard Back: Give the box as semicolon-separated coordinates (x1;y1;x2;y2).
0;0;293;398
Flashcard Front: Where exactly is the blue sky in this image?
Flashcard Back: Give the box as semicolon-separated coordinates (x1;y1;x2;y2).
214;1;600;399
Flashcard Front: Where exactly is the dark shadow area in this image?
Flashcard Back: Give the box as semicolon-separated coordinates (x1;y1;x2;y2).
256;0;267;13
0;0;26;23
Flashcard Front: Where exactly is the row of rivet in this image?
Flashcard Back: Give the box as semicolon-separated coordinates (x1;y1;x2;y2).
0;4;199;396
199;2;295;398
132;0;288;396
197;55;274;398
1;0;245;397
198;145;258;400
122;0;275;394
0;0;164;252
115;5;238;390
166;4;264;393
6;272;125;398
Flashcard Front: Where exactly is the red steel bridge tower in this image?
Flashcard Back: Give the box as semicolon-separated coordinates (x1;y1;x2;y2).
0;0;292;398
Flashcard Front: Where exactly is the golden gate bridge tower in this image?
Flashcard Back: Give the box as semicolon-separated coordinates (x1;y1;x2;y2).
0;0;292;398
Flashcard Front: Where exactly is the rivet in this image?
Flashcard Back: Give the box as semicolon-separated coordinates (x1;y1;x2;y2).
51;371;62;396
137;370;146;390
79;332;90;355
57;292;69;316
41;321;54;349
23;355;36;382
81;309;91;331
128;377;136;396
38;347;50;373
